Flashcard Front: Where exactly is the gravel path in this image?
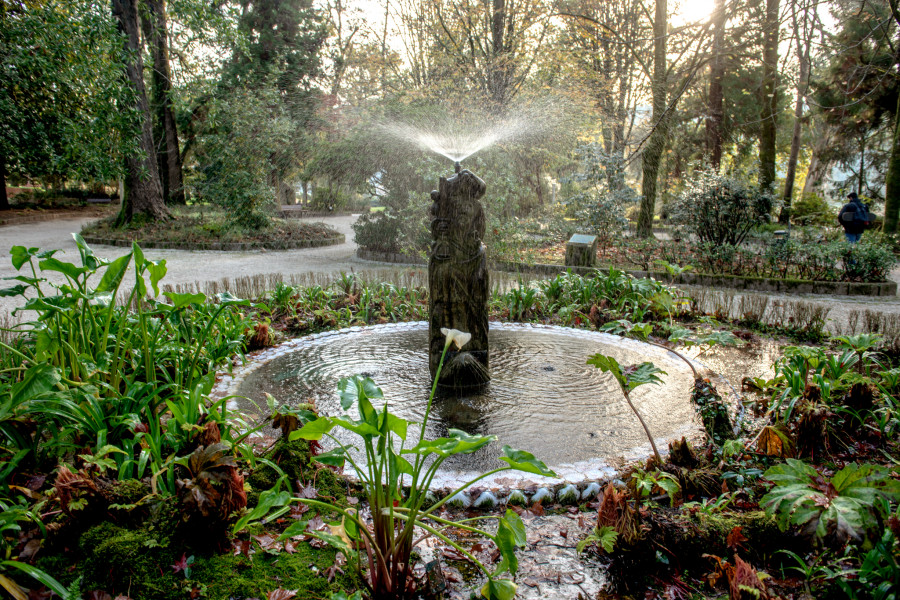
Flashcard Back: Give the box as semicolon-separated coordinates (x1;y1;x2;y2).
0;213;415;319
1;215;899;334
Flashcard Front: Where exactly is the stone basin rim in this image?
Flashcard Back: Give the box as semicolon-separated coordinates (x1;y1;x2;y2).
212;321;707;496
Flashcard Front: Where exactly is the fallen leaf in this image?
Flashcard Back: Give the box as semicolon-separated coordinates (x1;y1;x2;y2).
296;482;317;499
726;526;747;551
266;589;298;600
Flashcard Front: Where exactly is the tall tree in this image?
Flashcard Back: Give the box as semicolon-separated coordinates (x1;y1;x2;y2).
636;0;668;237
779;0;813;223
112;0;170;223
758;0;780;191
141;0;185;204
706;0;726;169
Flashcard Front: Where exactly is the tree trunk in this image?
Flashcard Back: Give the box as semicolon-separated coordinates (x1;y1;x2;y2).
885;97;900;233
0;154;8;211
706;0;726;169
758;0;779;192
145;0;184;205
637;0;668;238
112;0;169;225
801;124;833;197
779;3;809;224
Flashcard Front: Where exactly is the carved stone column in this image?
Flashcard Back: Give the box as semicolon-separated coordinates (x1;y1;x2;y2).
428;167;490;387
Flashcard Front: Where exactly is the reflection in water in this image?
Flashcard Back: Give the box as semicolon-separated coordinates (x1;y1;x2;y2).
234;323;697;472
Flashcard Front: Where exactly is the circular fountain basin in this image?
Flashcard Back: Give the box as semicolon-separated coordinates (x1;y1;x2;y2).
215;322;701;491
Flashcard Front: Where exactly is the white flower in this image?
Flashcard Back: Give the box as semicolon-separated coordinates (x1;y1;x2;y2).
441;327;471;350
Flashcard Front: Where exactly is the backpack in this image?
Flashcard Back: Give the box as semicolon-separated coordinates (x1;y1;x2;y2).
853;202;874;228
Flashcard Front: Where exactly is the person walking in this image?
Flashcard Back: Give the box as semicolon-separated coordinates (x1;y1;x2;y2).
838;192;869;243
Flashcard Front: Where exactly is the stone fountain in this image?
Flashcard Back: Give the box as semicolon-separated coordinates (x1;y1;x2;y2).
427;163;490;388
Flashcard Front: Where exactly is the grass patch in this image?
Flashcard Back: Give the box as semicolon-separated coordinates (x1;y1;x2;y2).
81;205;339;246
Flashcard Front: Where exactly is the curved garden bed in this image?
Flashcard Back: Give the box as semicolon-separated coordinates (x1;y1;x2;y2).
82;207;344;251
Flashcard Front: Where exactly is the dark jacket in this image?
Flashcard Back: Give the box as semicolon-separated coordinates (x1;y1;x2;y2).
838;199;867;234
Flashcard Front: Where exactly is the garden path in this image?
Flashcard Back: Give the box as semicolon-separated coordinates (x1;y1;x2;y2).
1;215;899;336
0;213;401;320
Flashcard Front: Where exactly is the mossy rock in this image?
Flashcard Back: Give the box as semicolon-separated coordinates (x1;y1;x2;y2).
73;520;361;599
246;437;349;507
78;522;181;599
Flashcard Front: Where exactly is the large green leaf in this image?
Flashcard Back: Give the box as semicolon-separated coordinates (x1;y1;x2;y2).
72;233;103;270
290;417;337;441
1;560;70;599
494;509;527;576
499;446;555;477
337;375;384;411
314;446;350;468
96;252;133;293
408;429;496;457
38;257;87;281
11;364;61;405
164;291;206;309
0;285;26;297
10;246;39;271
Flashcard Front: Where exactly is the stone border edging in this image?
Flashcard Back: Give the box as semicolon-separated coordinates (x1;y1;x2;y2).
0;211;103;227
356;249;897;296
82;233;345;251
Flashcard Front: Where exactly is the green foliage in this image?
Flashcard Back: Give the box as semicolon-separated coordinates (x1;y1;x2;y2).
0;0;130;186
289;335;553;599
791;193;834;226
631;467;681;507
843;238;898;282
669;171;774;247
577;525;619;554
761;459;900;545
587;355;666;393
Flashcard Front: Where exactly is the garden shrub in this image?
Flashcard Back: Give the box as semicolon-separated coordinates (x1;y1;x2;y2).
843;238;898;282
669;172;774;246
790;192;833;226
562;142;637;246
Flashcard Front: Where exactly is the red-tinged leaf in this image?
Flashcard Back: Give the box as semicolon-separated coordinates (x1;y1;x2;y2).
323;564;344;582
253;533;282;551
171;553;192;575
523;578;540;588
232;539;252;557
296;481;317;499
726;526;747;551
510;501;544;520
265;589;298;600
284;540;297;554
559;529;568;539
289;504;309;519
442;548;468;562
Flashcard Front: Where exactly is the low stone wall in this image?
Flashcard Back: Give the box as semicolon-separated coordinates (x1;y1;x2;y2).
0;211;99;227
279;209;354;219
357;249;897;296
82;233;345;252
